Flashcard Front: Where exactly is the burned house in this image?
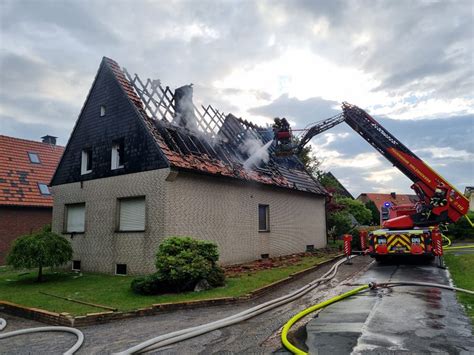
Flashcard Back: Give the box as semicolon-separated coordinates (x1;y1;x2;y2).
51;57;327;275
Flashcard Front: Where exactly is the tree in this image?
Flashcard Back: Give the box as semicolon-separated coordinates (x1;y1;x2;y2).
7;225;72;282
295;138;322;177
336;197;372;225
365;200;380;226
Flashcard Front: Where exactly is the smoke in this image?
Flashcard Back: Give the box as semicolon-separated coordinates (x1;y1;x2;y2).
241;139;272;170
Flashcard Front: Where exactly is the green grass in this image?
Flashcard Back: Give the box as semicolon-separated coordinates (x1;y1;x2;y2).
444;253;474;324
0;253;337;316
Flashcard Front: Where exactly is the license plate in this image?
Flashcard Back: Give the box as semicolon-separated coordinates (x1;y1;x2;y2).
411;237;421;244
392;246;406;252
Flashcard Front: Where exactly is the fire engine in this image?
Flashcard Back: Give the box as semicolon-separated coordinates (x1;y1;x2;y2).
272;103;470;264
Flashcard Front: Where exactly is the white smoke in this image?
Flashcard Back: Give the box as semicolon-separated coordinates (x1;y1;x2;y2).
241;139;272;170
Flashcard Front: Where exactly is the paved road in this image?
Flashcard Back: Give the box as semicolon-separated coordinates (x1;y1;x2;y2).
306;257;474;354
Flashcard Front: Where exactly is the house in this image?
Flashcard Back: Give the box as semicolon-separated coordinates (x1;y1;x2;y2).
320;172;354;199
0;135;64;264
50;57;328;275
464;187;473;212
357;192;418;213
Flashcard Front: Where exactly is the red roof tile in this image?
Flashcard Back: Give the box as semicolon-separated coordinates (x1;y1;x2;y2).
358;193;419;212
0;135;64;207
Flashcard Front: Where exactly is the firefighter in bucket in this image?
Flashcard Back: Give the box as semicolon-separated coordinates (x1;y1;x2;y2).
273;117;296;157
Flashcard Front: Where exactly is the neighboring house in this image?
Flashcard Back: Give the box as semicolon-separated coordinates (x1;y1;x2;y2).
357;192;418;213
322;172;354;199
51;57;328;275
465;187;474;212
0;135;64;264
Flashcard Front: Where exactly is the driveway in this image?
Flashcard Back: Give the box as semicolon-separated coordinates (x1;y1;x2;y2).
306;258;474;354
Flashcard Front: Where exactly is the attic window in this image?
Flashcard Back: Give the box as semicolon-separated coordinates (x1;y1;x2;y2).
28;152;41;164
81;149;92;175
111;140;125;170
100;105;106;117
38;183;51;195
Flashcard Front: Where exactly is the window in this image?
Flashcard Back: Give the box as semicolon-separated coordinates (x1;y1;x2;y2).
65;203;85;233
81;149;92;175
72;260;81;271
38;183;51;195
118;197;146;231
258;204;269;232
116;263;127;275
111;140;125;170
28;152;41;164
100;105;106;117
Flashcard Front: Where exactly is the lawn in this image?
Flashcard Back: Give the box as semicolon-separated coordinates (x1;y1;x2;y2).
444;252;474;324
0;252;337;316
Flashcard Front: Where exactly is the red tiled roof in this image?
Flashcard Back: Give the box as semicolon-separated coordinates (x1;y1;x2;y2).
358;193;419;212
103;57;325;194
0;135;64;207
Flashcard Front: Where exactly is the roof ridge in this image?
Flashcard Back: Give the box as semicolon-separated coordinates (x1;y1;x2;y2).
0;135;65;148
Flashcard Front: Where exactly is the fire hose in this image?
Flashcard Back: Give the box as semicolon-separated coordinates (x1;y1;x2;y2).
281;282;474;355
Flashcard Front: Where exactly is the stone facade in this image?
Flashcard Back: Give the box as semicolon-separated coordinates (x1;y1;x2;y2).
52;168;326;275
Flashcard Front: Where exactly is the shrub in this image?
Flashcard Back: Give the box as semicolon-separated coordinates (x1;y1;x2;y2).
446;212;474;240
7;225;72;282
131;237;225;295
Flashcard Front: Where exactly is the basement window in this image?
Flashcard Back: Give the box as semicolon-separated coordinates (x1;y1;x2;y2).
65;203;85;233
28;152;41;164
111;140;125;170
72;260;81;271
118;197;146;232
100;105;106;117
116;264;127;275
258;204;269;232
38;183;51;195
81;149;92;175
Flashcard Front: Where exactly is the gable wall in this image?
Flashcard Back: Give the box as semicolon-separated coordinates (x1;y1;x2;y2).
51;61;167;186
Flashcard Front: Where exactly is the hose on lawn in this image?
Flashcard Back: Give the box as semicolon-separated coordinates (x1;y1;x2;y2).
441;234;474;251
113;255;357;354
281;281;474;355
0;319;84;355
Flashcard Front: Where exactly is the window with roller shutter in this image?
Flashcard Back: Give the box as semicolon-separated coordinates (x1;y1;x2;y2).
118;197;146;231
65;203;85;233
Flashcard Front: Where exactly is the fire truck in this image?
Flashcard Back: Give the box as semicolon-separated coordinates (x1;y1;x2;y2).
272;103;470;264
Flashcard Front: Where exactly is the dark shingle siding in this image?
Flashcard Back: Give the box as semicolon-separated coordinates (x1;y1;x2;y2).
51;60;168;186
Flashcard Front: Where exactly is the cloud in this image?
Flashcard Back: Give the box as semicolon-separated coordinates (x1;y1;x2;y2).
0;0;472;195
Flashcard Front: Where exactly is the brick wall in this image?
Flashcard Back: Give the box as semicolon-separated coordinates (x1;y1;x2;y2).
52;169;326;275
0;206;52;264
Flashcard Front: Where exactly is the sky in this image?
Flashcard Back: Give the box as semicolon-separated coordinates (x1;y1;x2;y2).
0;0;473;197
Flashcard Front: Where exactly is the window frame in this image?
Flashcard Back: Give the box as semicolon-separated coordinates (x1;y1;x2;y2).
111;140;125;170
37;183;51;196
115;263;127;275
81;149;92;175
116;196;146;233
72;260;81;271
28;152;41;164
64;203;86;234
258;204;270;232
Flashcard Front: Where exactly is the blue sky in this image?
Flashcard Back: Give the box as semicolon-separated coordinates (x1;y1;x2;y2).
0;0;472;196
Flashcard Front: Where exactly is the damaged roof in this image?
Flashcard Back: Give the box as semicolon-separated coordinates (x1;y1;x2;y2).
0;135;64;207
105;57;326;195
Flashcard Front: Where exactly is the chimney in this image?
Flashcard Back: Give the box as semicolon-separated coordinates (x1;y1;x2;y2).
390;192;396;199
174;84;197;131
41;135;57;145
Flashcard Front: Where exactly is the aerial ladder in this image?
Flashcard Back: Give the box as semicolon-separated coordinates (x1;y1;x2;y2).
273;103;470;264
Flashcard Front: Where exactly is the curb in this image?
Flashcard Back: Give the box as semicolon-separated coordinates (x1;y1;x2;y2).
0;254;344;327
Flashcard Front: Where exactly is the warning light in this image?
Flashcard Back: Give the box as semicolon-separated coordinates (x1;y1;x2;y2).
384;202;391;208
